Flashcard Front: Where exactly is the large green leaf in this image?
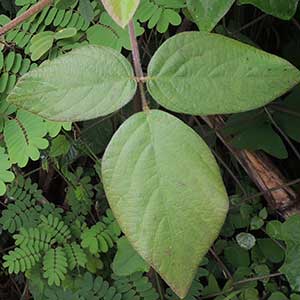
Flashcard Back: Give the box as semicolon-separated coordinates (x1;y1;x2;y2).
102;0;140;27
187;0;235;32
102;109;228;298
7;45;137;122
239;0;299;20
147;32;300;116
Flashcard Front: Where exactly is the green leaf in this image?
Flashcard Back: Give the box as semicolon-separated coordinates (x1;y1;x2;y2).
281;242;300;291
231;122;288;159
102;109;228;298
112;236;149;276
279;215;300;291
4;110;49;167
281;214;300;241
239;0;299;20
86;14;144;51
250;216;264;230
187;0;235;32
268;292;289;300
29;31;55;61
147;32;300;115
49;135;71;158
8;45;137;122
54;28;77;40
257;239;285;264
266;220;283;240
102;0;140;27
224;245;250;268
274;85;300;142
0;147;14;196
55;0;77;9
79;0;94;23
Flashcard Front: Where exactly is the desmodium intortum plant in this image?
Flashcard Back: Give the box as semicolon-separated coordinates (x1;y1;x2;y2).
6;0;300;298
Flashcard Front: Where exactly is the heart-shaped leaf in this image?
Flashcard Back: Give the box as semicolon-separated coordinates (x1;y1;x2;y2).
8;45;137;122
102;109;228;298
147;32;300;116
102;0;140;27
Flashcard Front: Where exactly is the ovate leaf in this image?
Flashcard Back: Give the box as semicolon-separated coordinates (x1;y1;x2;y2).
239;0;299;20
102;110;228;298
102;0;140;27
8;45;137;122
187;0;235;32
147;32;300;115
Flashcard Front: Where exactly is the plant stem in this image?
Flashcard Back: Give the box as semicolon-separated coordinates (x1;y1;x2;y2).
128;20;149;111
0;0;52;36
154;272;164;300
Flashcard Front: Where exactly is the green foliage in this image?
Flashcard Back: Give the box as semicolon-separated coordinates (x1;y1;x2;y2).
14;227;54;252
3;246;41;274
39;214;71;244
113;272;159;300
64;242;87;270
102;109;228;298
8;45;137;122
64;167;95;216
187;0;235;32
81;212;121;254
269;215;300;292
102;0;140;27
0;146;14;195
113;237;149;276
4;110;49;167
239;0;299;20
1;1;300;300
43;247;68;286
0;176;62;233
223;86;300;158
2;192;119;291
136;0;185;33
29;28;78;61
86;15;144;51
147;32;300;115
165;268;207;300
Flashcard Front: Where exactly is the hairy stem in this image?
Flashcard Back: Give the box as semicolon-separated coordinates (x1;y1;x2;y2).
128;20;149;111
0;0;52;36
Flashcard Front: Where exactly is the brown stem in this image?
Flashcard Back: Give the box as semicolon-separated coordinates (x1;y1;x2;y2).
0;0;52;36
128;20;149;111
